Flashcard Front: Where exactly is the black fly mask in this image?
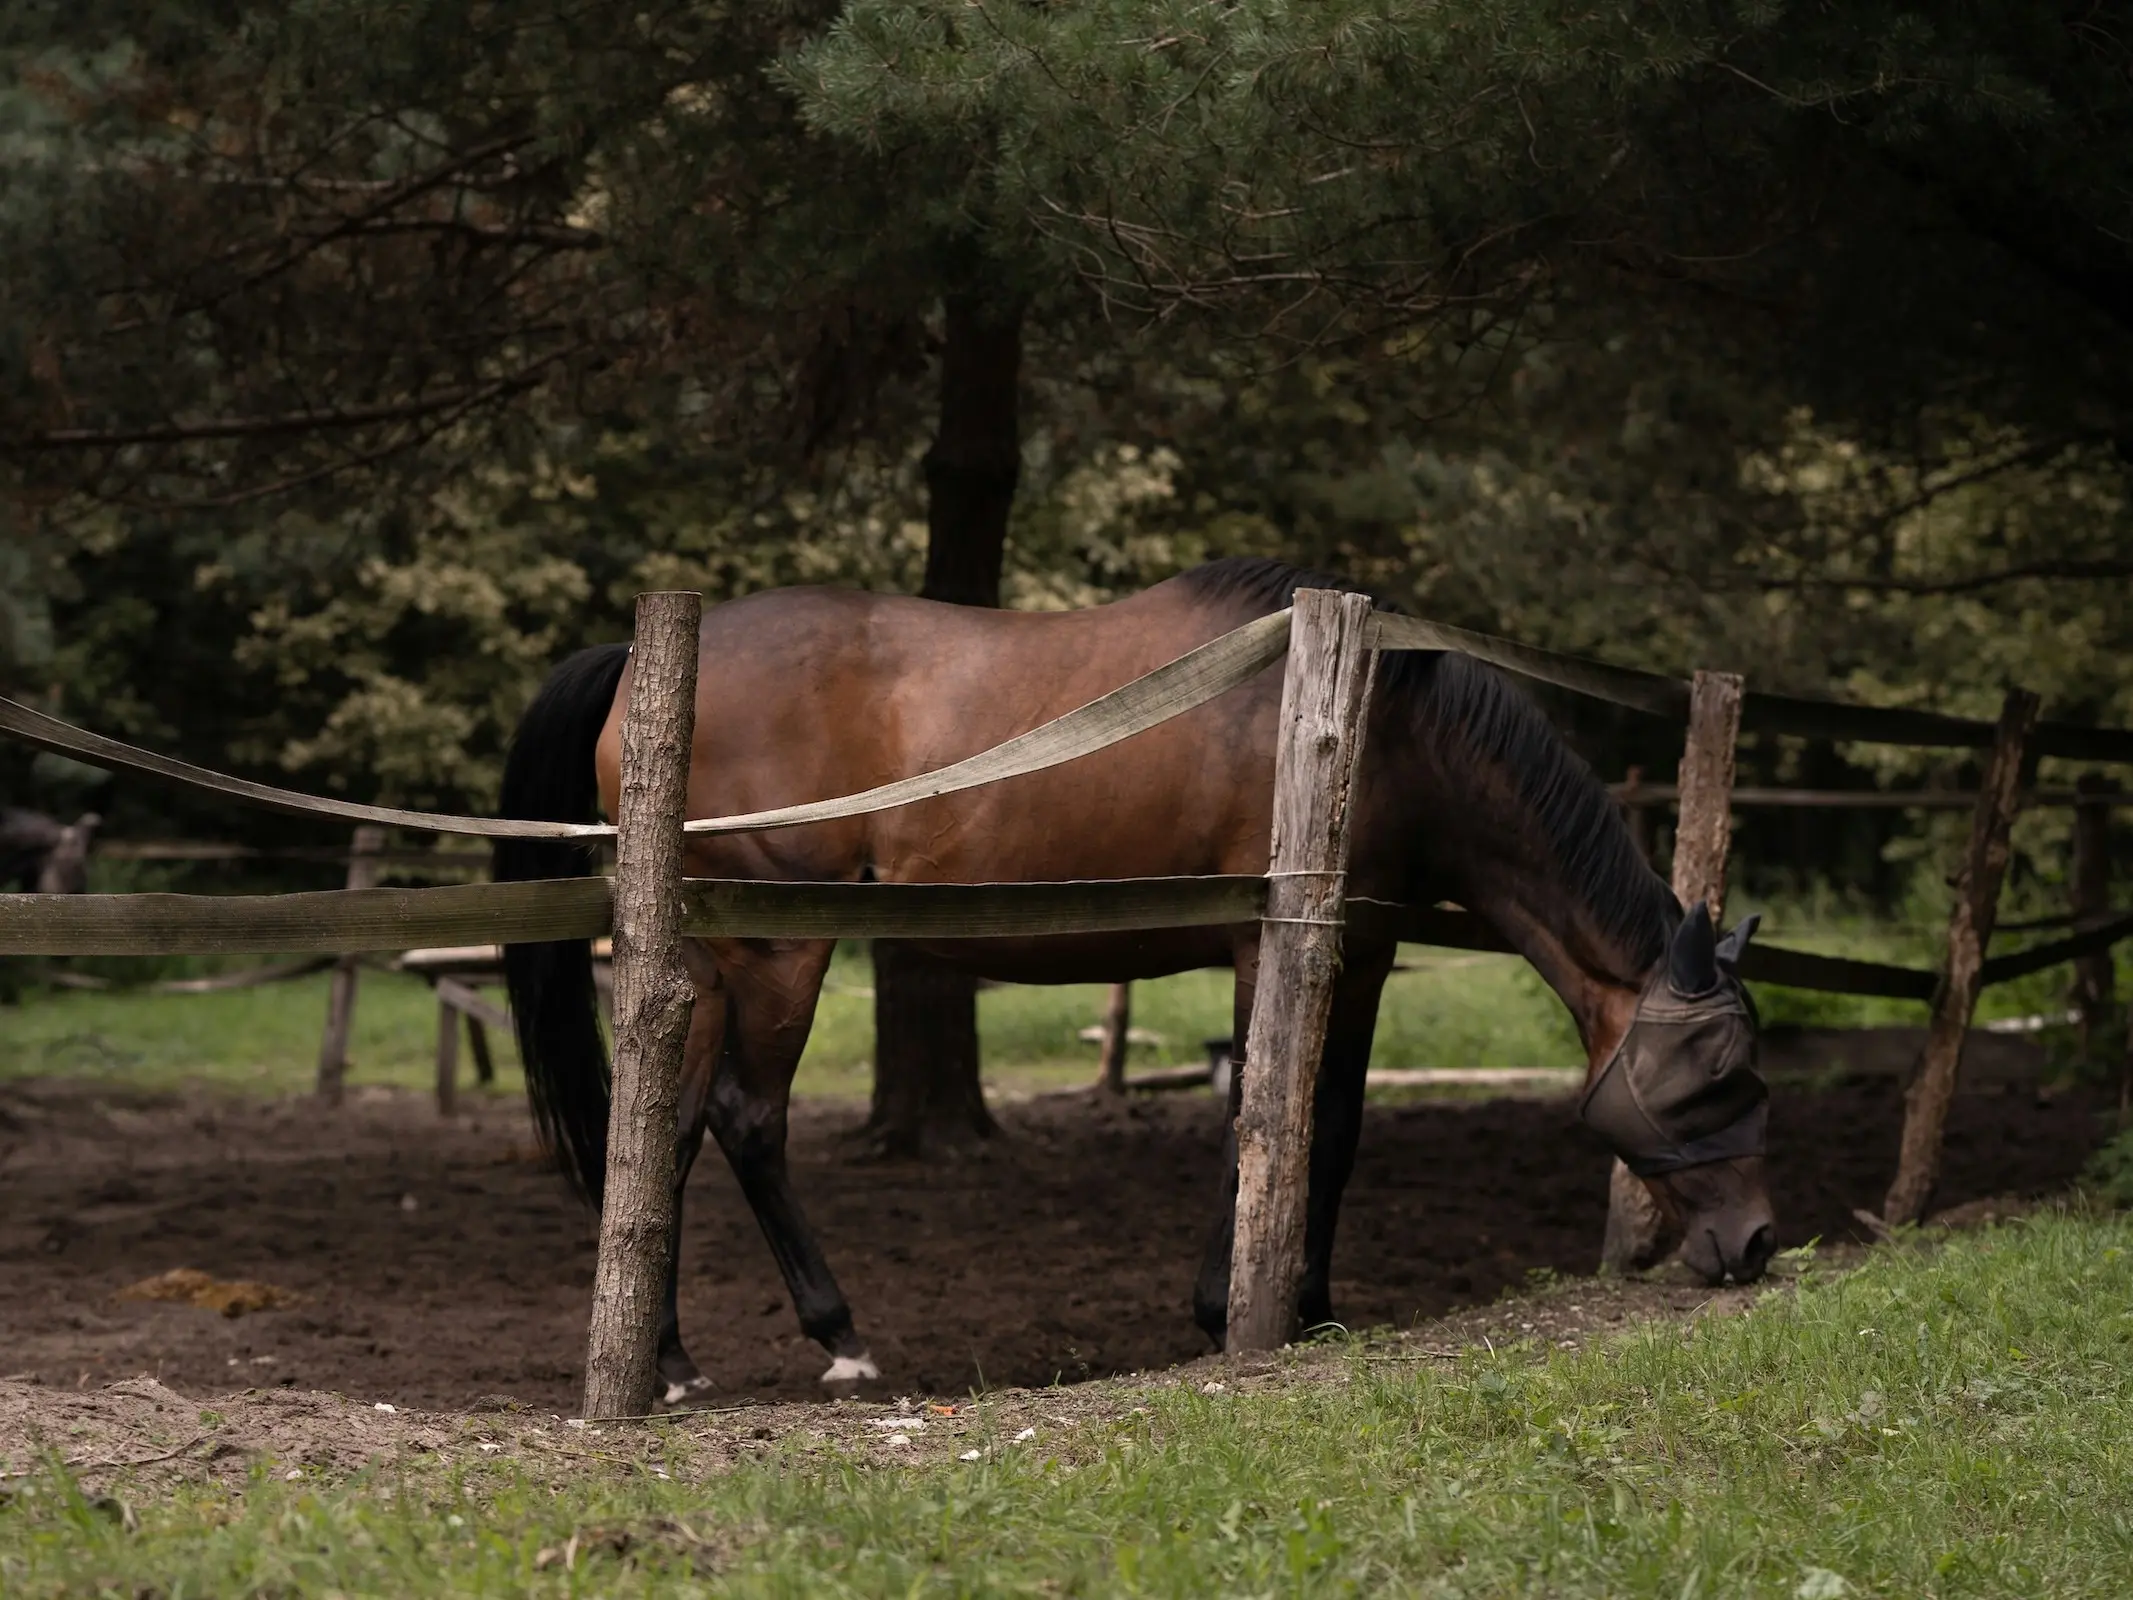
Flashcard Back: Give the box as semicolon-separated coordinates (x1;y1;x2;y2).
1580;904;1766;1176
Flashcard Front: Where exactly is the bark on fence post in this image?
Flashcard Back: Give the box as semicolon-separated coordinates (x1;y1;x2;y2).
581;591;701;1420
1602;671;1742;1273
1098;982;1133;1093
2071;772;2117;1059
315;824;387;1103
1227;589;1378;1353
1882;688;2040;1227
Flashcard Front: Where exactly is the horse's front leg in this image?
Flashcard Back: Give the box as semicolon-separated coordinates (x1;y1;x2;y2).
1192;940;1257;1346
1193;940;1392;1347
699;936;879;1391
1296;949;1395;1332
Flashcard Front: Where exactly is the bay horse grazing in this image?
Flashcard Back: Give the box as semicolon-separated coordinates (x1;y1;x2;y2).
497;558;1774;1403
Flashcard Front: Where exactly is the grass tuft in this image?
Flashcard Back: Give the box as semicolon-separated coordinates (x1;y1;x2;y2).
5;1214;2131;1596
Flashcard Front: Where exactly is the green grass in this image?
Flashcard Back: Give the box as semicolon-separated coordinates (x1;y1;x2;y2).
2086;1128;2133;1207
5;1213;2132;1595
0;943;1581;1102
0;967;491;1097
6;898;2123;1103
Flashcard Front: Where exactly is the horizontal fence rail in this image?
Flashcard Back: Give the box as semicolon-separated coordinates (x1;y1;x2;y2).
1374;904;2133;1002
1370;615;2133;760
0;876;1264;955
92;841;496;867
6;874;2129;1006
1612;784;2133;810
0;879;615;955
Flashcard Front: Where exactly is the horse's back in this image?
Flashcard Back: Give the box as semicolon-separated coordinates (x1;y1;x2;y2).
594;577;1282;891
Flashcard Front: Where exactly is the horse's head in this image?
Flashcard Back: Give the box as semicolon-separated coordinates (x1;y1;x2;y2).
1583;903;1776;1284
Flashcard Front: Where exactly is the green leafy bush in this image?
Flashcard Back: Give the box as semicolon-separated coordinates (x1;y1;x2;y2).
2082;1126;2133;1208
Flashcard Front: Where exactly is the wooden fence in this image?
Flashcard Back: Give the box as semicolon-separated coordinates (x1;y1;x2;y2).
1597;678;2125;1259
7;591;2133;1413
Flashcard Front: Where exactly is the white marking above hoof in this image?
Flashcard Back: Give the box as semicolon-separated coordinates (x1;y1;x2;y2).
662;1376;716;1407
820;1353;880;1386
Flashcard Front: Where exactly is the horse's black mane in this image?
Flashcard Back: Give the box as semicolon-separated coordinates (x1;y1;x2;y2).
1177;556;1676;968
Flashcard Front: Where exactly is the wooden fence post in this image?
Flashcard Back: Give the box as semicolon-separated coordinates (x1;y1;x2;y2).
467;1010;497;1086
581;592;701;1420
315;824;387;1103
1620;765;1651;864
1882;687;2040;1227
1602;671;1742;1273
2071;772;2117;1059
1097;981;1133;1093
1227;588;1378;1353
434;998;462;1118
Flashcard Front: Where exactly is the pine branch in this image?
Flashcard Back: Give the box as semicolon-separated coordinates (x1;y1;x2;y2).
162;134;544;322
1757;559;2133;596
10;366;563;452
328;219;604;251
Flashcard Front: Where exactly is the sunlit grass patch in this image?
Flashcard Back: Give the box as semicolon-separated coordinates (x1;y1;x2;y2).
4;1213;2130;1596
0;941;1582;1104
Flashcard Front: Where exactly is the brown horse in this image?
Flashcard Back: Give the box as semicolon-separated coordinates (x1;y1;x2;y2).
497;558;1774;1402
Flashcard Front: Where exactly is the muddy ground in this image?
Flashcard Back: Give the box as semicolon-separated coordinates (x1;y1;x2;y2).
0;1071;2112;1416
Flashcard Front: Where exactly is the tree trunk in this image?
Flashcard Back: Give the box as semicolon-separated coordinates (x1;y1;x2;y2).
916;296;1022;606
863;292;1024;1158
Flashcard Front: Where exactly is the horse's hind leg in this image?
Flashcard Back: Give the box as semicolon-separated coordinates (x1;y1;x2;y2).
700;936;879;1389
655;964;727;1406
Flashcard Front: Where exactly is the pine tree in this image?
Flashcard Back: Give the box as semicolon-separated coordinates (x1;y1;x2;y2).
0;0;1038;1148
793;1;2133;426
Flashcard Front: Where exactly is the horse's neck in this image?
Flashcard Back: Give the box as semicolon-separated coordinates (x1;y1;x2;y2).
1438;811;1661;1065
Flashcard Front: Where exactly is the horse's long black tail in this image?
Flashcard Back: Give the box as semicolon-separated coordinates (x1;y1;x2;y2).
495;643;632;1207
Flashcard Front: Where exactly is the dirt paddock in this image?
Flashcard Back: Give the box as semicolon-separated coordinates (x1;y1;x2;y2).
0;1071;2111;1413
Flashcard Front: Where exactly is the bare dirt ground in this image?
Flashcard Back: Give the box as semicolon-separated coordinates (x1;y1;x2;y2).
1;1266;1784;1502
0;1066;2110;1435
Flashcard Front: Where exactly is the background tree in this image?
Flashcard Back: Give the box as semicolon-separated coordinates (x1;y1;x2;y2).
8;0;2133;1063
865;290;1025;1157
1;1;1076;1152
795;0;2133;895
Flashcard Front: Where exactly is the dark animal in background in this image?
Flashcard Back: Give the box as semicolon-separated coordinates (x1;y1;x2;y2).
0;808;100;894
496;558;1773;1403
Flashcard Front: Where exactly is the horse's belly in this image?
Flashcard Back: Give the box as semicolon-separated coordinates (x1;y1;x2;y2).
912;926;1239;985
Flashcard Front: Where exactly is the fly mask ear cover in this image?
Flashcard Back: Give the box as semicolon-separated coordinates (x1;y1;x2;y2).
1579;967;1767;1177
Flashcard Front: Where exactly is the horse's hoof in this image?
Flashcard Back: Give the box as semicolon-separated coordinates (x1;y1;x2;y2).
661;1374;716;1408
819;1352;880;1397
